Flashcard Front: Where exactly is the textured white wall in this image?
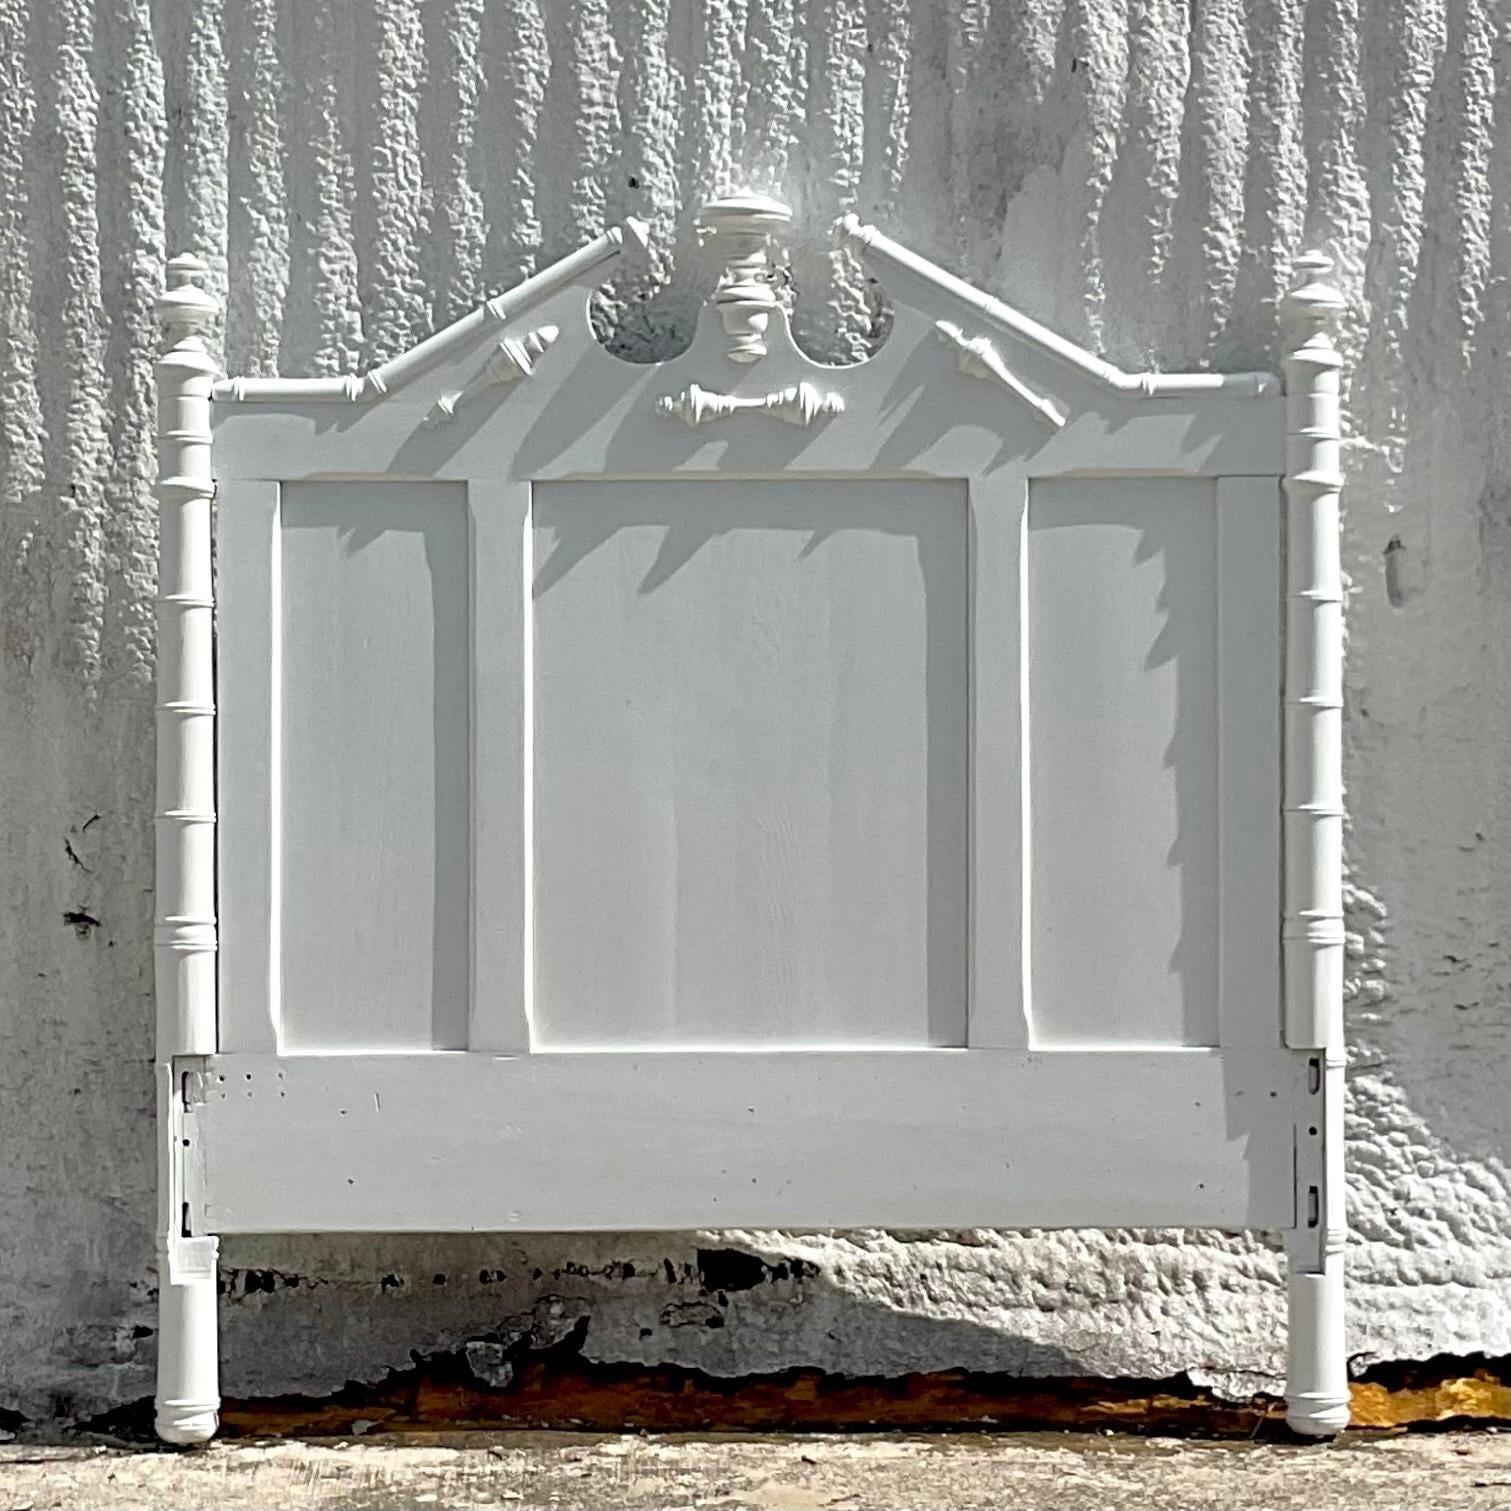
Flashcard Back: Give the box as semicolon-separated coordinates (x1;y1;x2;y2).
2;0;1509;1425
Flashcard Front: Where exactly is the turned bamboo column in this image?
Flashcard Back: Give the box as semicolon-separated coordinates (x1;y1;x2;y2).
1280;250;1350;1438
153;254;221;1445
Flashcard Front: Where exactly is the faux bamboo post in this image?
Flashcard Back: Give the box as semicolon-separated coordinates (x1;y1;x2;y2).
153;254;221;1445
1280;250;1350;1438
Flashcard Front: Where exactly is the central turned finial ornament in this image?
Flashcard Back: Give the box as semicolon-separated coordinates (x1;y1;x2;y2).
697;193;792;364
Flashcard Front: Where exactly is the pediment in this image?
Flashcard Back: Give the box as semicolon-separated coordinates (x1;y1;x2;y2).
210;193;1276;441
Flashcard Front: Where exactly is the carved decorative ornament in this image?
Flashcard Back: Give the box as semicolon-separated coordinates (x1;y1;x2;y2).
656;380;845;428
427;325;560;425
698;193;791;365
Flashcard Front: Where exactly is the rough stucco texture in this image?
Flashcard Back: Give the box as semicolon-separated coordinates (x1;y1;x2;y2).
1;0;1509;1427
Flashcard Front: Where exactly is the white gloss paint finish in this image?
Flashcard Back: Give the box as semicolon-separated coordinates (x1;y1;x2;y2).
152;257;220;1445
1279;256;1351;1437
162;196;1347;1442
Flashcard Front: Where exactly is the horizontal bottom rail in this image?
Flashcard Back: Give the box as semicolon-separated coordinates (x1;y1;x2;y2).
193;1048;1305;1234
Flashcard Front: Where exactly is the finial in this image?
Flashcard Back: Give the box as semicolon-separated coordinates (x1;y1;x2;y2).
1281;250;1344;339
156;253;219;342
696;192;792;364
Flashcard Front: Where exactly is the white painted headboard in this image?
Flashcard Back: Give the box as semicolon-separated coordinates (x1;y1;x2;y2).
151;196;1348;1442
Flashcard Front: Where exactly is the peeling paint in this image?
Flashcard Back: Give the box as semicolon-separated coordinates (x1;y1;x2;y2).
195;1350;1511;1438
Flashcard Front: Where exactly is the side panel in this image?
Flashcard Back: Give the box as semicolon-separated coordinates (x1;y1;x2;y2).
1022;477;1281;1050
1026;478;1221;1046
276;481;470;1051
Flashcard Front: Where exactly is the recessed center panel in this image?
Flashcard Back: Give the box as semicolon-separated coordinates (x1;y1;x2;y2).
530;479;968;1048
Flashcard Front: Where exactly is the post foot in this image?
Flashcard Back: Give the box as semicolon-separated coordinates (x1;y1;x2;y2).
1284;1256;1349;1437
154;1236;220;1447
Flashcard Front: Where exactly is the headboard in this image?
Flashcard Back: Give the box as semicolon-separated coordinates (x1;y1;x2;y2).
150;196;1348;1442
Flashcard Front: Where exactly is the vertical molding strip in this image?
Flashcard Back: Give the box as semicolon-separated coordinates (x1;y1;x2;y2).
964;474;1030;1049
465;479;534;1053
1280;251;1350;1438
153;254;222;1445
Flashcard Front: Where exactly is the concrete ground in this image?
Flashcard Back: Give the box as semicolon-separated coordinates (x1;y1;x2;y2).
1;1431;1508;1510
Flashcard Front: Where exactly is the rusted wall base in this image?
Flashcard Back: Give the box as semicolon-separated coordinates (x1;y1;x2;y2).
109;1353;1498;1441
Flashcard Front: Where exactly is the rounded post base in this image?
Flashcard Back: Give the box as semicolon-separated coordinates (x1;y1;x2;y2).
154;1401;220;1447
155;1236;221;1447
1285;1257;1349;1438
1284;1394;1352;1438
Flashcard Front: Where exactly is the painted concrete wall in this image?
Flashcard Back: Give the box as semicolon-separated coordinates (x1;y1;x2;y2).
1;0;1508;1425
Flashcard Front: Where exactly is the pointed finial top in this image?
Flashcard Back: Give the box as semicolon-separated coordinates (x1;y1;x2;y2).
696;193;792;241
695;192;792;364
1282;250;1345;335
166;252;210;283
156;253;219;341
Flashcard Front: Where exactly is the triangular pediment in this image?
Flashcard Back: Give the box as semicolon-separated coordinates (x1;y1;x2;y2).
212;195;1275;428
